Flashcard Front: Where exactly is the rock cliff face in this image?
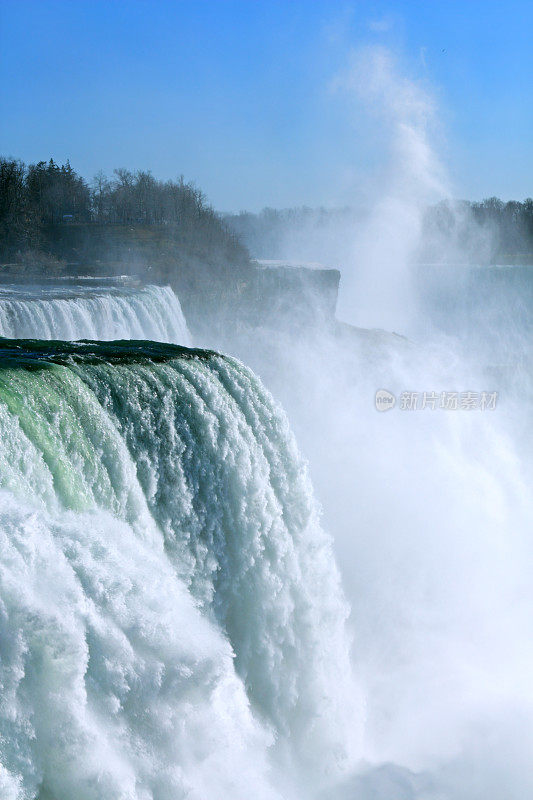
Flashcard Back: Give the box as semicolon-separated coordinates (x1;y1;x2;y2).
243;263;340;326
178;261;341;339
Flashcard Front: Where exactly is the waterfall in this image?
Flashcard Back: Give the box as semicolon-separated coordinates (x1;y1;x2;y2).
0;284;191;345
0;339;360;800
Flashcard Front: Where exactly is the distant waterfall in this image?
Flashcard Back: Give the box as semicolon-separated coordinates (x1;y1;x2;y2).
0;283;191;344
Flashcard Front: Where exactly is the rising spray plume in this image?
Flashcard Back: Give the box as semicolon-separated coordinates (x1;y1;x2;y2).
333;45;450;333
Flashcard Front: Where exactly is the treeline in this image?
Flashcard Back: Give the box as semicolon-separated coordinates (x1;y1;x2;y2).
0;157;249;271
0;158;90;255
423;198;533;259
468;197;533;256
224;206;357;261
226;199;533;264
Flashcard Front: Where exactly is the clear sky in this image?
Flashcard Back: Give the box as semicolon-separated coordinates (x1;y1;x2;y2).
1;0;531;211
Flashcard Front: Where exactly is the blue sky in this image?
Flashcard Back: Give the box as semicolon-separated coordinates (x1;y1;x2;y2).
1;0;531;210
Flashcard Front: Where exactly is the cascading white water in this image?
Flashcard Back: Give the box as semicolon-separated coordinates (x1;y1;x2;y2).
0;340;361;800
0;283;191;345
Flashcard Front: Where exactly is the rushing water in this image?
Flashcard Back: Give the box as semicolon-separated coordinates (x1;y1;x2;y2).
0;338;359;800
0;283;191;345
1;271;531;799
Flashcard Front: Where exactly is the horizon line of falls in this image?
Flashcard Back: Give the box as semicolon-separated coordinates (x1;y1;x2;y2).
0;339;360;800
0;284;191;345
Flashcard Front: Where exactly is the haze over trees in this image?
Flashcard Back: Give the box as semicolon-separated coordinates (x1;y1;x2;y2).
423;198;533;262
225;199;533;264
